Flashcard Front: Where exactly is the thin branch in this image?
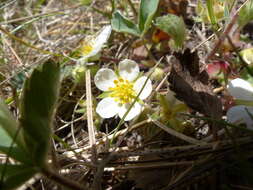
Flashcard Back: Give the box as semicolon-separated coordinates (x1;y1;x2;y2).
151;119;205;145
41;166;88;190
205;0;250;61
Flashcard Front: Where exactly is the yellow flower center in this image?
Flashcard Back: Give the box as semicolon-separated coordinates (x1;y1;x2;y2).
109;78;136;104
80;41;94;56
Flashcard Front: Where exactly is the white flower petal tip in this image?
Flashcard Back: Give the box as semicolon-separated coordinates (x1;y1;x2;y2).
227;78;253;101
96;25;112;43
94;68;117;91
227;105;253;129
119;59;139;81
134;76;152;100
96;98;120;118
93;26;112;52
118;103;142;121
80;25;111;63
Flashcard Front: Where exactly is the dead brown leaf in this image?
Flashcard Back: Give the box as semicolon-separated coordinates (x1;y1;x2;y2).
168;49;222;120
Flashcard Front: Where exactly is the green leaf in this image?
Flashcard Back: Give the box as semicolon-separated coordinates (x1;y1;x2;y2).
0;100;23;147
20;60;60;166
238;0;253;27
0;142;31;164
111;11;140;36
80;0;92;6
0;99;30;163
206;0;217;27
138;0;160;36
155;14;186;49
0;164;37;190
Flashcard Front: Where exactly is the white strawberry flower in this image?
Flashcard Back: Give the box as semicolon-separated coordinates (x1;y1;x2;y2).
94;59;152;121
79;25;112;63
226;78;253;129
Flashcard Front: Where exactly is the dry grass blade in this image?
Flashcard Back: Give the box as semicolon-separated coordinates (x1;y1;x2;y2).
85;69;97;163
107;161;194;170
151;119;204;145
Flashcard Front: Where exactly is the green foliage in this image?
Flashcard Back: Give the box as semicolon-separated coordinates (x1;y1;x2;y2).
111;11;141;36
80;0;92;6
111;0;160;37
0;164;37;190
206;0;217;27
10;71;27;90
138;0;160;36
196;0;224;25
0;100;23;148
19;60;60;167
0;99;31;164
238;0;253;27
155;14;186;49
223;0;233;22
0;60;61;189
72;64;87;84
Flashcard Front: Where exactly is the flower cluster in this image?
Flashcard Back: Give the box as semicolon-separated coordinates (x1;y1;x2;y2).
94;59;152;121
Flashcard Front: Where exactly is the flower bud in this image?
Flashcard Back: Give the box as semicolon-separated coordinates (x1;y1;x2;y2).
72;65;87;84
150;67;164;81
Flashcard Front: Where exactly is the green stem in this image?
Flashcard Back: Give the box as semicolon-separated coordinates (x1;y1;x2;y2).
92;7;111;19
111;0;116;15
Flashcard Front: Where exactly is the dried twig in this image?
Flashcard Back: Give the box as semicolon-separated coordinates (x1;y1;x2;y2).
85;69;97;164
151;119;204;145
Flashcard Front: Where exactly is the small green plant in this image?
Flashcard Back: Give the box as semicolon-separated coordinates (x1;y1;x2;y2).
155;14;186;50
111;0;160;37
0;61;86;190
238;0;253;28
196;0;225;26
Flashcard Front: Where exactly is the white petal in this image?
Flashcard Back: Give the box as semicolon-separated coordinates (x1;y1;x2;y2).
119;59;139;81
118;102;142;121
227;105;253;129
82;25;112;60
91;25;112;56
83;50;100;60
96;97;120;118
227;78;253;101
133;76;152;100
94;69;117;91
95;25;112;46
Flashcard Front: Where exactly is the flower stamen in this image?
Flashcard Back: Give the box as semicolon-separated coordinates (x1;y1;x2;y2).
109;78;136;104
80;41;94;56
